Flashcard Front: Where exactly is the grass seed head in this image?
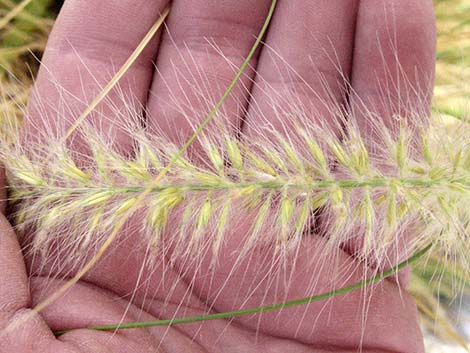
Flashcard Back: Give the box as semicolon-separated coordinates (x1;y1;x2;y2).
0;41;468;300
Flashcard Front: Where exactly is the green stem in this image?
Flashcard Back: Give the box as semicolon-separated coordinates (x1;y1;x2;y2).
16;177;470;196
54;244;432;336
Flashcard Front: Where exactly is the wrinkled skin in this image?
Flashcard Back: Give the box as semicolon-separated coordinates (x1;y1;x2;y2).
0;1;435;352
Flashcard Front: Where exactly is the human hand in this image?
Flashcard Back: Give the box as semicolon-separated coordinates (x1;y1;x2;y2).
1;1;435;352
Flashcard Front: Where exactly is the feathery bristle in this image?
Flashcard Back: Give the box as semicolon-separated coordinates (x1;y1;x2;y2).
1;99;469;272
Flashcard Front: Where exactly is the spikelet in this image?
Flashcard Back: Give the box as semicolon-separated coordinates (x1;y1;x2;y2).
1;102;469;273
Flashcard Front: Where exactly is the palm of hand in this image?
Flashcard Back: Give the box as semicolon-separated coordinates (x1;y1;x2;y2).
1;1;435;352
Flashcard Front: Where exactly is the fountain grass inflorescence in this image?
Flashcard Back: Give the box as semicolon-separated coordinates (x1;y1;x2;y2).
1;105;469;272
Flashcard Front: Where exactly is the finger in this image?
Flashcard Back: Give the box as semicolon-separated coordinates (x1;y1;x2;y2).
244;0;359;137
350;0;436;138
24;0;169;154
0;159;36;341
1;276;162;353
345;0;436;263
146;0;272;154
0;214;30;325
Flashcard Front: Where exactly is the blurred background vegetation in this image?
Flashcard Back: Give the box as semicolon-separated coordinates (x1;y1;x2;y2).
0;0;469;350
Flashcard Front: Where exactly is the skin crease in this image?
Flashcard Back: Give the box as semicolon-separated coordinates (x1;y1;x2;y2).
0;1;436;352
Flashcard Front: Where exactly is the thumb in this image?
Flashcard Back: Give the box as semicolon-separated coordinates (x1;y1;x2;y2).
0;164;31;321
0;163;31;332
